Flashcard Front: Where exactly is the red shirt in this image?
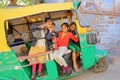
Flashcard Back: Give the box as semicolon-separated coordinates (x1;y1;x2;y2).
57;32;78;48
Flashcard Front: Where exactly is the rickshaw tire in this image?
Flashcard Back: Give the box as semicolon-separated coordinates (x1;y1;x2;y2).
90;57;108;73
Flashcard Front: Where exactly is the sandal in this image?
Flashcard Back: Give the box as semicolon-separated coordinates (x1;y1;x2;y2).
74;66;83;72
31;74;36;80
38;72;44;77
74;68;80;72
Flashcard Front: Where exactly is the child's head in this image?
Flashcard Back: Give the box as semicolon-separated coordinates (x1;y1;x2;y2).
44;18;53;30
51;23;55;31
69;22;76;31
52;22;55;27
61;23;69;33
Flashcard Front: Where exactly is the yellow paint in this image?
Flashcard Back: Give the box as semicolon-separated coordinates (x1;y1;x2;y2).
31;18;36;22
74;13;87;34
6;20;9;30
38;18;42;21
0;20;11;52
0;2;88;52
0;2;73;20
0;2;73;52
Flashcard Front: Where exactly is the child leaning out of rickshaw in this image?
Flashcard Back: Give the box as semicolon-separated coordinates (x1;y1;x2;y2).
28;18;53;80
69;22;81;72
53;23;79;75
28;38;46;80
46;22;58;50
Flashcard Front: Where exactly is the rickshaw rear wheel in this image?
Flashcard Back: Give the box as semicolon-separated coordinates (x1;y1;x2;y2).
90;57;108;73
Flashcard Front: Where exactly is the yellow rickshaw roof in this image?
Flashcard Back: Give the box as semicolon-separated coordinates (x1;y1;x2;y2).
0;2;73;20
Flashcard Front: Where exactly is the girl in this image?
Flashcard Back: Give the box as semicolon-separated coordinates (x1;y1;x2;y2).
69;22;81;72
46;22;58;50
53;23;78;75
28;39;46;80
28;18;53;80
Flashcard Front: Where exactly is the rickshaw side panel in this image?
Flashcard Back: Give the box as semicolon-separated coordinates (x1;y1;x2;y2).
0;50;30;80
95;49;108;62
80;34;96;70
45;60;58;79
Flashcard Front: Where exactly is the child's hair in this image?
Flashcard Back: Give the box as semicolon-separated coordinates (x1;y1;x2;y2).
70;22;76;27
61;23;69;28
52;22;55;26
44;18;52;23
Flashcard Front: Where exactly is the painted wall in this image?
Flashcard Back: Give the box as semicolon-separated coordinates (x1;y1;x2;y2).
75;11;120;59
77;0;120;64
93;17;120;57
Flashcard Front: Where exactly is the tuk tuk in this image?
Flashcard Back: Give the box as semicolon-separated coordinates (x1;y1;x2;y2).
0;2;108;80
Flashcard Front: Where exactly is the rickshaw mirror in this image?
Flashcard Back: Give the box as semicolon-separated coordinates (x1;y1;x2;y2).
86;27;93;32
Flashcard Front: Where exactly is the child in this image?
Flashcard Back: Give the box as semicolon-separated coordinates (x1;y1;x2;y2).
28;18;52;80
69;22;81;72
53;23;78;75
46;22;58;50
38;18;53;30
28;39;46;80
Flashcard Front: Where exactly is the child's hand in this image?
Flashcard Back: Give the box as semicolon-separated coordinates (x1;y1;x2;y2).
38;24;46;28
49;28;53;32
38;26;44;28
75;34;78;38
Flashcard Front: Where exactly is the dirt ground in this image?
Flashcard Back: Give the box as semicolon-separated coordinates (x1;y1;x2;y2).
66;60;120;80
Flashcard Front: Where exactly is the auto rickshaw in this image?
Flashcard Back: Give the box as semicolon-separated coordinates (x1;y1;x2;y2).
0;2;108;80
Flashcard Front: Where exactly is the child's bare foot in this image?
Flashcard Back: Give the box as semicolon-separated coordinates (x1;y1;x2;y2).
73;65;80;72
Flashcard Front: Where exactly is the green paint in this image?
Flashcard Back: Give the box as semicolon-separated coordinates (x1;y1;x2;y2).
25;42;31;50
45;60;58;80
79;34;96;70
95;49;108;62
73;1;80;9
0;50;30;80
79;33;108;70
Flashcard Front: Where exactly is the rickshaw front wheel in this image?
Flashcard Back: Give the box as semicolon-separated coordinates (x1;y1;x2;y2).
90;57;108;73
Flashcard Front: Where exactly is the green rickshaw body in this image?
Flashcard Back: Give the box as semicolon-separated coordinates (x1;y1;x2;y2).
80;33;108;70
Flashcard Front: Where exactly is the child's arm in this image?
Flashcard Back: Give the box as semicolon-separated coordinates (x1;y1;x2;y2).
56;32;61;47
70;33;78;43
46;28;54;40
30;25;39;30
38;24;46;29
46;31;52;40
